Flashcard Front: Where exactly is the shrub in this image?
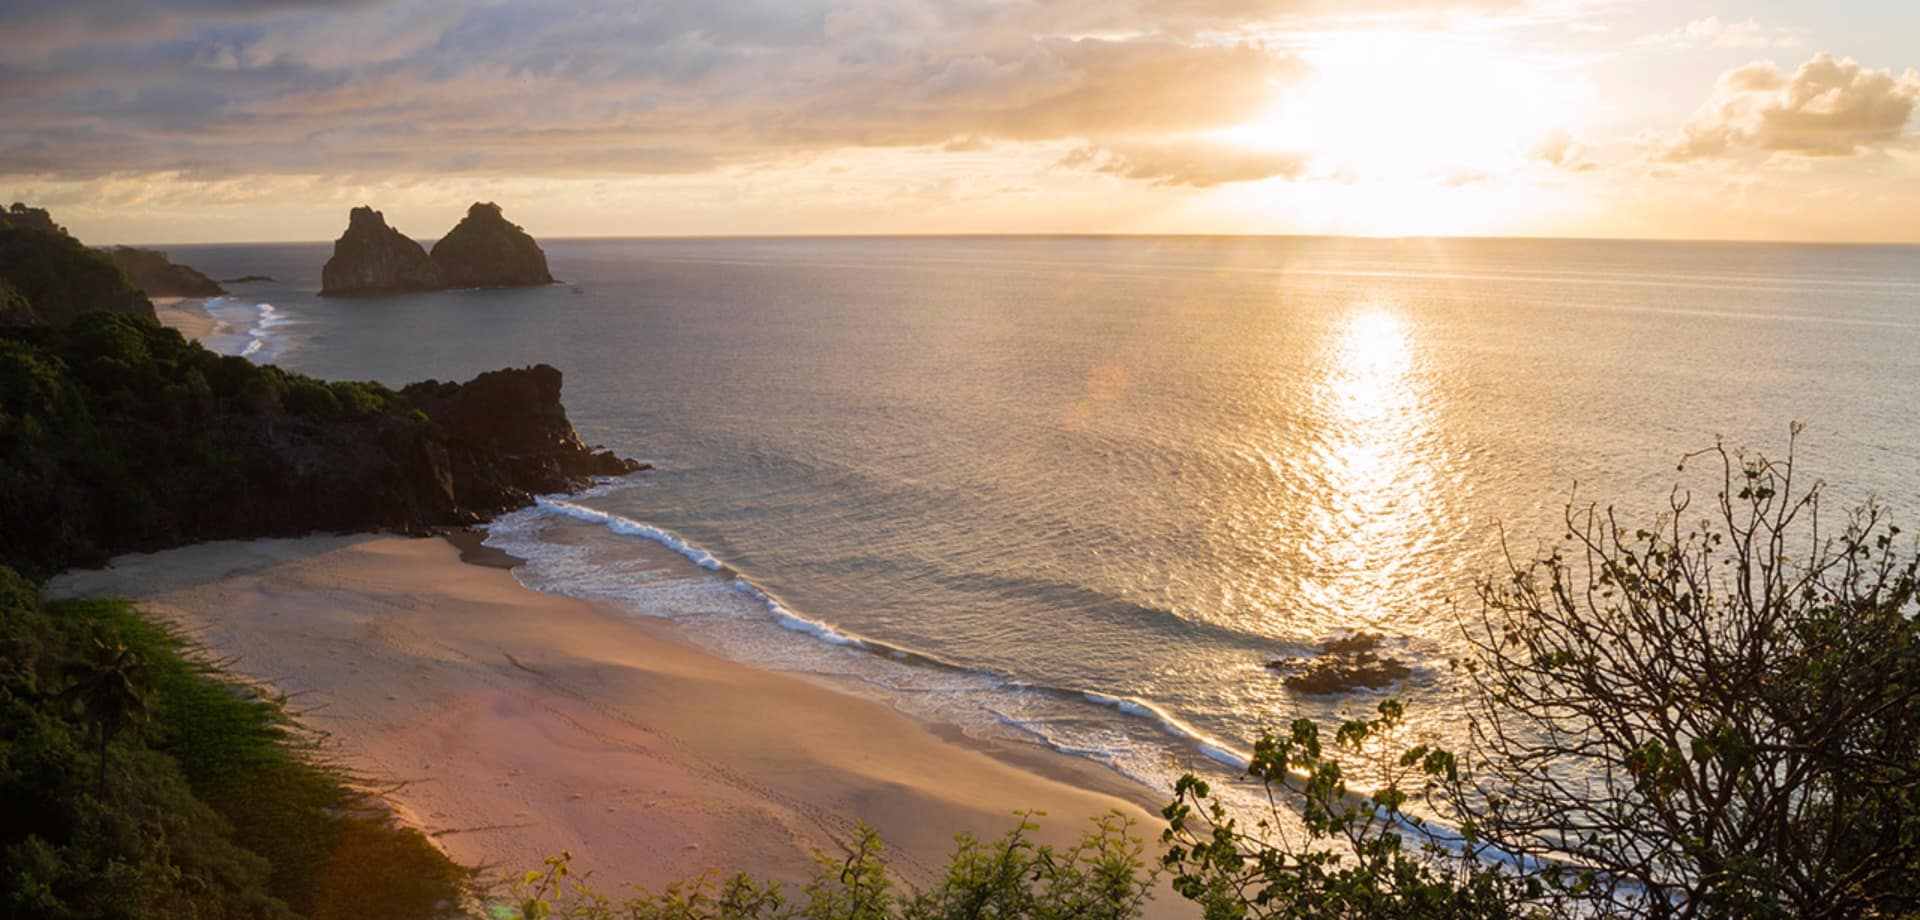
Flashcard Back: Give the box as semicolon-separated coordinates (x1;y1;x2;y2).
1454;429;1920;917
1165;431;1920;919
284;378;342;415
0;576;471;919
328;380;395;416
501;814;1153;920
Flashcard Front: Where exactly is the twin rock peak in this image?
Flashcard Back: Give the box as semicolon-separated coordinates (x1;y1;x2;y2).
320;202;554;296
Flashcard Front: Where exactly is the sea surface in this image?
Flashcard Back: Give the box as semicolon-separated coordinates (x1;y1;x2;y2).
164;235;1920;807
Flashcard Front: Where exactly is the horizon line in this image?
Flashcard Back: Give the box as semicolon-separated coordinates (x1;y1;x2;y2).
119;230;1920;250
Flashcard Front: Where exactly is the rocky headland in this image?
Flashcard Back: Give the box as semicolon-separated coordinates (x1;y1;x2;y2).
0;202;643;578
430;201;554;287
0;312;642;578
319;206;445;295
101;245;225;297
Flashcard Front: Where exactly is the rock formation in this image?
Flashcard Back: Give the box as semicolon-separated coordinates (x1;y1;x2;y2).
319;206;445;295
0;311;644;578
1267;632;1412;695
429;202;554;288
101;246;225;297
0;203;156;326
400;364;638;511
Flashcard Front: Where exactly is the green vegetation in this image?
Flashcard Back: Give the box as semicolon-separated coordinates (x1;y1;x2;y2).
0;567;469;919
98;246;224;298
0;311;412;577
0;203;154;326
1161;434;1920;919
500;814;1153;920
1163;700;1536;920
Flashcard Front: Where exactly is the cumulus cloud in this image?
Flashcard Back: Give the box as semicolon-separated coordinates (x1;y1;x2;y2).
1530;128;1596;170
1635;17;1801;51
1654;53;1920;161
1062;142;1311;186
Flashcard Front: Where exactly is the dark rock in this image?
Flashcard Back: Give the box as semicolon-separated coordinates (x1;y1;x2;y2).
0;313;644;578
0;203;155;326
1267;632;1413;695
101;246;225;297
320;206;444;296
399;363;643;512
429;202;554;288
221;274;274;284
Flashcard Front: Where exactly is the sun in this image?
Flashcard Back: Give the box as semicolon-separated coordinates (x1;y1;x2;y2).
1216;32;1584;180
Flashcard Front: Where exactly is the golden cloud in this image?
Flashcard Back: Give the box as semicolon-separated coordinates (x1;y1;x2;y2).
1063;142;1312;186
1656;53;1919;161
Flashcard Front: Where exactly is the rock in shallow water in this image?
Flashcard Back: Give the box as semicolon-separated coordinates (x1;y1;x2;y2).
1267;632;1413;695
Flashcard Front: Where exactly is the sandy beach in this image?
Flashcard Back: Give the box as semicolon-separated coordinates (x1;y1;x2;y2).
47;534;1177;905
151;295;219;340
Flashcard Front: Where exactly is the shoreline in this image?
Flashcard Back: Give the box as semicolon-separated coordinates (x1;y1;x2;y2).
151;295;220;340
46;534;1181;909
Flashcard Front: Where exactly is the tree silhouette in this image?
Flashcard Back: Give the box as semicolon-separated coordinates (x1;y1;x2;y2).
64;633;156;800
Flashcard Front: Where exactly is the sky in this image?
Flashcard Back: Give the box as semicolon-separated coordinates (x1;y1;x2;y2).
2;0;1917;244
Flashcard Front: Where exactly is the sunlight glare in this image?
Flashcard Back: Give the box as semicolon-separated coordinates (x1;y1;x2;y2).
1219;33;1581;180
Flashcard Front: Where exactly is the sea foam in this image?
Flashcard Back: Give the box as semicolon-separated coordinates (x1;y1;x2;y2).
485;485;1307;825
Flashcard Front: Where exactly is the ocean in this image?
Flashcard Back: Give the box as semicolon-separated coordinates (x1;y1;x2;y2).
164;235;1920;806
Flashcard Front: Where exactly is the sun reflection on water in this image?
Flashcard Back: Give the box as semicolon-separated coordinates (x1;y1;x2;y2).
1297;304;1441;637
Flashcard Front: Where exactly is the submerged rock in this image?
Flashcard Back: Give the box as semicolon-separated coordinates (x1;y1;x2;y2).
1268;632;1412;695
429;202;554;288
101;246;225;297
320;206;445;296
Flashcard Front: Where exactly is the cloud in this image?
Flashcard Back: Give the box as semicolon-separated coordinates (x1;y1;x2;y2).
0;0;1590;185
1654;53;1920;161
1063;142;1312;186
1635;17;1801;51
0;0;395;55
1530;128;1596;170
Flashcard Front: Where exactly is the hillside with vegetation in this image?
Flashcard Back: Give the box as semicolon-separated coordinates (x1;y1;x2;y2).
0;568;468;919
0;204;154;327
0;312;639;580
99;246;225;298
0;205;651;919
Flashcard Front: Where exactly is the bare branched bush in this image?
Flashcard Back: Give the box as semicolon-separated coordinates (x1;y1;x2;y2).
1166;431;1920;919
1461;429;1920;917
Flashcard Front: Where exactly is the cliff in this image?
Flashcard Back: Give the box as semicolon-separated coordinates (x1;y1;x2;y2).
0;203;157;326
101;245;225;297
0;312;642;578
319;206;445;295
429;202;554;288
